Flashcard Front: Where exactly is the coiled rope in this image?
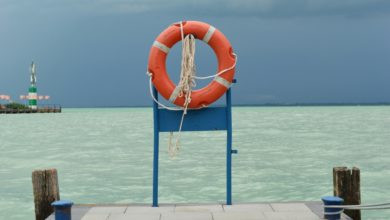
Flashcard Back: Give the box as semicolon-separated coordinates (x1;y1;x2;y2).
167;22;197;158
146;21;238;158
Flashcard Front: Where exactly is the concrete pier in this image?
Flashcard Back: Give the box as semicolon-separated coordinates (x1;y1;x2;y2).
46;202;351;220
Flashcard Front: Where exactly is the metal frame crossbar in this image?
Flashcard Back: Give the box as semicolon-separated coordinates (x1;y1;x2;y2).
152;81;237;207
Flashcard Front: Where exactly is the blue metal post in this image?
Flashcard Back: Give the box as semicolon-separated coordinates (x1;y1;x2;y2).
152;87;159;207
226;88;232;205
51;200;73;220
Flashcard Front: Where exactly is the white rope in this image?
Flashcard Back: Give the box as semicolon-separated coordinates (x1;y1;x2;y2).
323;210;344;215
168;21;197;158
324;202;390;210
147;75;183;111
170;22;238;81
193;53;237;80
322;202;390;217
146;21;238;158
146;72;204;111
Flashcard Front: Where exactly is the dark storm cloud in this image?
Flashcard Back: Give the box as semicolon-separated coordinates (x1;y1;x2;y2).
2;0;390;18
169;0;390;18
0;0;389;106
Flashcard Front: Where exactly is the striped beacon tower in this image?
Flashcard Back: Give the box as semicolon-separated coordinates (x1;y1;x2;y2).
29;61;38;110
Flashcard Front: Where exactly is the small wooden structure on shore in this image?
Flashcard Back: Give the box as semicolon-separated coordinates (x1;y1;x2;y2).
0;106;61;114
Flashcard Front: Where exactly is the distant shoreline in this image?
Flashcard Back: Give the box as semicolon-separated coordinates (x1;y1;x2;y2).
62;103;390;108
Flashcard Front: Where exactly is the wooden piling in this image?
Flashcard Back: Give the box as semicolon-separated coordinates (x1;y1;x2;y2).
333;167;361;220
32;169;60;220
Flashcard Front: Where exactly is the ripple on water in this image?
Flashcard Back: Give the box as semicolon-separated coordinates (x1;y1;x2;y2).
1;107;390;219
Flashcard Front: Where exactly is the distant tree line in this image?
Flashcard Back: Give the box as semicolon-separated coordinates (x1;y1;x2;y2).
0;102;29;109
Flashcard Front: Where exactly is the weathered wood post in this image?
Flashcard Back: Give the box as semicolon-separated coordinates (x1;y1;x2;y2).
32;169;60;220
333;167;361;220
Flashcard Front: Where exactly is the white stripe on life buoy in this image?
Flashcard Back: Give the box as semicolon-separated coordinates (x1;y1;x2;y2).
169;85;182;103
202;26;216;43
214;76;231;88
153;41;170;53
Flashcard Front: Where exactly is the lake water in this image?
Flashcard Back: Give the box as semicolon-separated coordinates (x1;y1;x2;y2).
1;107;390;219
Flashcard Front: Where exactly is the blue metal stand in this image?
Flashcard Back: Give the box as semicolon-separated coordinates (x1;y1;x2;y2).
152;82;237;207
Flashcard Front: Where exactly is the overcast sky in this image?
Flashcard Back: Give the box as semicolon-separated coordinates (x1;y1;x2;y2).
0;0;389;107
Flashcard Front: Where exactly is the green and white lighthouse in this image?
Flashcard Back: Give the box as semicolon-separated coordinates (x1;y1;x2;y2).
28;61;38;109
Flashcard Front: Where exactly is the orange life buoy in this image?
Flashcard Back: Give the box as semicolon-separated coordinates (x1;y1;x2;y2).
147;21;236;108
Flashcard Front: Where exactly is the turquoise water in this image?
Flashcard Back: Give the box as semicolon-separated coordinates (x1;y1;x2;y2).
1;107;390;219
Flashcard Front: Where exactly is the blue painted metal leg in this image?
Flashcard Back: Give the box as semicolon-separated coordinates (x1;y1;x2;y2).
226;88;232;205
152;87;159;207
